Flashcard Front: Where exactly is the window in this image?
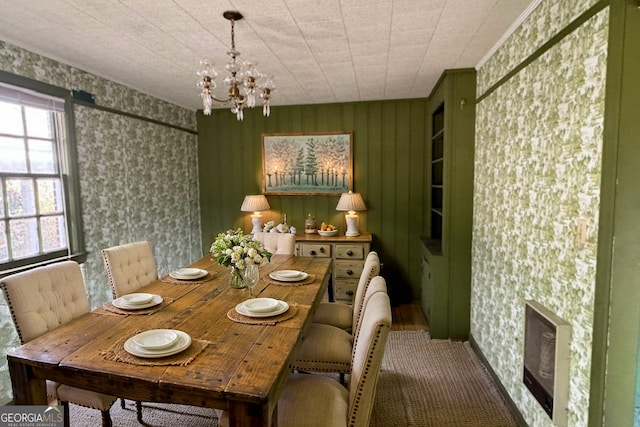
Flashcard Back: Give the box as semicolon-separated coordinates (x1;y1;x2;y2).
0;78;84;272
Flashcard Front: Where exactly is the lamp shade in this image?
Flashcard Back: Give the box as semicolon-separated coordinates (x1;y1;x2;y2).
335;191;367;212
240;195;270;212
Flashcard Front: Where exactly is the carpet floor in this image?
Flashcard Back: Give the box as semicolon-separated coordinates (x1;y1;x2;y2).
370;331;516;427
69;331;516;426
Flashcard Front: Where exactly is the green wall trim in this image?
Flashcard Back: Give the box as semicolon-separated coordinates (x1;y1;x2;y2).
71;98;197;135
477;0;609;103
590;1;640;426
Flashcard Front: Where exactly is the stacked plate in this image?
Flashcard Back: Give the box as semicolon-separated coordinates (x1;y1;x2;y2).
112;293;163;310
124;329;192;358
235;298;289;318
268;270;308;282
169;268;208;280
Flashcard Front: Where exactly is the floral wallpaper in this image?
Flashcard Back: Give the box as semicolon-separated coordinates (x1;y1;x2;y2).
477;0;600;96
472;2;608;426
0;41;200;403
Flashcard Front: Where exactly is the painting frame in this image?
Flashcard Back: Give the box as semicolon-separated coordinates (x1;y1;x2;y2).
261;131;353;195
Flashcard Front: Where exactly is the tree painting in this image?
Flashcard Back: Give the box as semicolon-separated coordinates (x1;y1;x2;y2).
262;132;352;195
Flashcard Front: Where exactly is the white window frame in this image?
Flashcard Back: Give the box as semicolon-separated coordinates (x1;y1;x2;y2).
0;72;85;273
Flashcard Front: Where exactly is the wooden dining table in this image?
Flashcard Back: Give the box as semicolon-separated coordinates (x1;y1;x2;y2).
7;254;331;427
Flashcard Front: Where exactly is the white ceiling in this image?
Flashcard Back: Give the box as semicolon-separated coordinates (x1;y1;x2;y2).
0;0;534;112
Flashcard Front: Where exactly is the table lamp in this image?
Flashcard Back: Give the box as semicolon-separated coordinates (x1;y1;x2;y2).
336;191;367;236
240;195;270;234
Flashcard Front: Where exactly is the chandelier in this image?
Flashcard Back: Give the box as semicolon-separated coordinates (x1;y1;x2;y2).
197;11;275;121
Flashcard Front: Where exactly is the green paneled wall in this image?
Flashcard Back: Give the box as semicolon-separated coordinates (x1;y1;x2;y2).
197;100;428;303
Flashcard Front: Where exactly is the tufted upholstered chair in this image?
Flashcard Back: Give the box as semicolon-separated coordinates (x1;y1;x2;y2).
218;289;391;427
313;251;380;333
101;241;152;420
101;241;158;298
251;232;296;255
289;276;388;380
1;261;117;427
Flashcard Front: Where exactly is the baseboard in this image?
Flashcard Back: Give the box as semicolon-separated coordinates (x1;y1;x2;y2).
468;334;528;427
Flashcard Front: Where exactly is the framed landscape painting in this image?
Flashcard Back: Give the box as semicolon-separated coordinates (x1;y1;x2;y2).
262;132;353;195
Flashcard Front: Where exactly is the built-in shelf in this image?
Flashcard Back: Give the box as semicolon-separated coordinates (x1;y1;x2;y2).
421;68;476;340
430;103;445;245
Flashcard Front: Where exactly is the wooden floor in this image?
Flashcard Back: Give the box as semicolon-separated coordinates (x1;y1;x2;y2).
391;303;429;331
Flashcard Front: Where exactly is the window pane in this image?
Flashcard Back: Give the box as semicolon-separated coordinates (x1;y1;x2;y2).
37;178;63;213
24;107;52;138
6;178;36;216
41;215;66;252
9;218;39;259
0;222;7;262
0;136;27;173
28;139;56;173
0;101;23;136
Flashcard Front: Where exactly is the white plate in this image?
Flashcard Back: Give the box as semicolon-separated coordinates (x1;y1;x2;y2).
120;293;154;305
235;300;289;318
318;230;338;237
269;271;309;282
242;298;280;313
169;268;208;280
124;330;192;358
175;268;201;276
112;294;163;310
273;270;303;278
132;329;178;350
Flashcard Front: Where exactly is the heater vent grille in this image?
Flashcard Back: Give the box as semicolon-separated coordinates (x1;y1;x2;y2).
523;300;571;427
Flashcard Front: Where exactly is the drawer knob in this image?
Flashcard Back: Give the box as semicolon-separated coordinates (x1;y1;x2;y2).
310;250;317;256
346;250;353;256
346;269;353;275
320;247;326;253
346;290;354;296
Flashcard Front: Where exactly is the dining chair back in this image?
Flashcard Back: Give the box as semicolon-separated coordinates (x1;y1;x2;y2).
1;261;117;427
350;251;380;333
346;290;391;426
280;291;391;427
218;284;391;427
252;232;296;255
290;275;388;376
313;251;380;332
1;261;90;344
101;240;158;298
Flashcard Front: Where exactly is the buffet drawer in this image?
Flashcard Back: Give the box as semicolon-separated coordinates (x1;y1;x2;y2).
335;260;364;280
334;279;358;302
299;244;331;258
335;244;365;260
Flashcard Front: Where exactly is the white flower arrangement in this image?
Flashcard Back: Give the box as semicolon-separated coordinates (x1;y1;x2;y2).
210;228;272;271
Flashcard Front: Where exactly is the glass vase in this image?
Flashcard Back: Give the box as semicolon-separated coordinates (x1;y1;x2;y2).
229;266;246;289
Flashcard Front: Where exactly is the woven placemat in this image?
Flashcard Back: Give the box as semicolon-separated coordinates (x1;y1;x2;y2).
160;271;217;285
227;304;298;325
264;274;316;286
97;297;175;316
101;334;210;366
